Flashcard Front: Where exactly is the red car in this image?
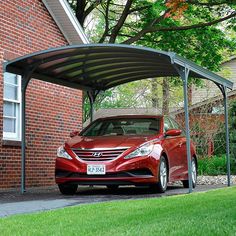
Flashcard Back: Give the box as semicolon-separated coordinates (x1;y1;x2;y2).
55;115;197;195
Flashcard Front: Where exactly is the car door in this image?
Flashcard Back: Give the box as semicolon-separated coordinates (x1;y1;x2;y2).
169;117;188;177
162;117;187;181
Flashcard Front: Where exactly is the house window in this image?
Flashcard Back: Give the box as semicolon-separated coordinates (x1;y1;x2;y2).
3;72;21;140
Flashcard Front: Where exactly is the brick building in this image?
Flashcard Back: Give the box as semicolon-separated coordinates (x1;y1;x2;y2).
172;57;236;156
0;0;88;189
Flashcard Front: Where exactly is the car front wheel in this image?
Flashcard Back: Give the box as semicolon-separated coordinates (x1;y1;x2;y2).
58;183;78;195
150;156;168;193
182;158;197;188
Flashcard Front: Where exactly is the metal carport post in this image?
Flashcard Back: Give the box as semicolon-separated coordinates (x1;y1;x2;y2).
21;67;35;193
4;44;233;194
174;65;193;192
221;85;231;186
87;90;100;123
172;54;233;190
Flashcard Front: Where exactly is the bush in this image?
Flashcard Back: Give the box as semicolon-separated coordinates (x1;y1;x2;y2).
191;122;210;157
211;100;236;161
213;123;226;156
198;155;236;176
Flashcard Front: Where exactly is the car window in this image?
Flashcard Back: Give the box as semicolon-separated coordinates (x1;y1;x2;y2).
83;121;103;136
81;118;160;136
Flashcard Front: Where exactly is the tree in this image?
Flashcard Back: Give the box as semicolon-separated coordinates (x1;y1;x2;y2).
68;0;236;45
67;0;236;119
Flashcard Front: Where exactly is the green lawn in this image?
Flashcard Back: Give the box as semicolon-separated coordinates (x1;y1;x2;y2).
1;187;236;236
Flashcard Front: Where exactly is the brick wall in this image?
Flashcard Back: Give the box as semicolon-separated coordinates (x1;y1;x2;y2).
0;0;83;189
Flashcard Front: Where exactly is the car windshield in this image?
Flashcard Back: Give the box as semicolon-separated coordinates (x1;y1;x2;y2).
81;117;160;137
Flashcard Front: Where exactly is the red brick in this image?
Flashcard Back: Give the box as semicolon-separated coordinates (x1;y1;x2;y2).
0;0;83;189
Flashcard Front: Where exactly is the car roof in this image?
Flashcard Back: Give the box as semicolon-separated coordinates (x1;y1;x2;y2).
96;115;163;121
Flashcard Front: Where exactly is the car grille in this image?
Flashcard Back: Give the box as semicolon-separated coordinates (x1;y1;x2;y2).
72;148;128;161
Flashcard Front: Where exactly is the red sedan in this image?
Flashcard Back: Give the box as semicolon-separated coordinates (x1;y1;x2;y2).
55;115;197;194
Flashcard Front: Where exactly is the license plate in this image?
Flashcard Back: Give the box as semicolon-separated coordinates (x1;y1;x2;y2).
87;165;106;175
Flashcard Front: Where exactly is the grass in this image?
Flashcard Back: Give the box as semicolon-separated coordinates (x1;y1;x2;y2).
1;187;236;236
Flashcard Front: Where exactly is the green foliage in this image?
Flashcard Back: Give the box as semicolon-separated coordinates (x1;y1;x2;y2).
198;155;227;176
143;26;235;72
83;80;155;121
83;78;184;122
68;0;236;120
198;155;236;176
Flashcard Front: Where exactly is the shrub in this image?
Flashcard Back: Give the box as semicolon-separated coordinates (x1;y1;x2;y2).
191;122;209;156
213;123;226;156
198;155;236;176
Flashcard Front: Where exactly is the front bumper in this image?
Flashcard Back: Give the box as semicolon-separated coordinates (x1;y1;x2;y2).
55;155;158;185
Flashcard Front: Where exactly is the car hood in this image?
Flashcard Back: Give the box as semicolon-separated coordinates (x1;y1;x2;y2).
66;135;159;149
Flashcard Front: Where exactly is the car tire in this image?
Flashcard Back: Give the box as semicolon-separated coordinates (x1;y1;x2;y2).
182;158;197;188
150;156;168;193
106;185;119;190
58;183;78;195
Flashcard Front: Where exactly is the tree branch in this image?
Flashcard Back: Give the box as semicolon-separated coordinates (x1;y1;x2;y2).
123;10;236;44
151;11;236;32
99;0;111;43
128;5;150;14
117;33;133;38
109;0;133;43
75;0;87;26
84;0;102;20
122;8;170;44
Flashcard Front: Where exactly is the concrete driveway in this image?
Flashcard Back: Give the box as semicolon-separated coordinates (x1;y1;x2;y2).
0;184;227;218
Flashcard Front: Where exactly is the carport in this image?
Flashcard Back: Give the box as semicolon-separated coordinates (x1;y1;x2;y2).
4;44;233;194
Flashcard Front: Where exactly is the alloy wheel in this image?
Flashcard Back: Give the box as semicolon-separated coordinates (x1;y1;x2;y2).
192;159;197;186
160;159;167;189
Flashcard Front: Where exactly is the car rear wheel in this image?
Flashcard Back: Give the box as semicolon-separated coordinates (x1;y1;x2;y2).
150;156;168;193
182;158;197;188
58;183;78;195
106;185;119;190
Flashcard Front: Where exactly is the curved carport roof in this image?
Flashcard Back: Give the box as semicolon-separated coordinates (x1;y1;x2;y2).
4;44;233;194
5;44;232;91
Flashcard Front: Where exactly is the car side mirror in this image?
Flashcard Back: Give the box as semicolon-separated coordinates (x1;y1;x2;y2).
70;131;79;138
165;129;182;137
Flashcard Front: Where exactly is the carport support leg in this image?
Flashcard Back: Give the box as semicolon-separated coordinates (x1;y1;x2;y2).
21;85;26;194
87;90;100;123
223;86;231;186
21;73;31;194
179;67;193;193
88;93;94;123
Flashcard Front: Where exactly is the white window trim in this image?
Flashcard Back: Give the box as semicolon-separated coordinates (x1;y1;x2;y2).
3;73;22;141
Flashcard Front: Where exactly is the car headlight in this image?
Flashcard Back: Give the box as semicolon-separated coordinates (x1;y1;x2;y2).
57;146;72;160
124;143;154;159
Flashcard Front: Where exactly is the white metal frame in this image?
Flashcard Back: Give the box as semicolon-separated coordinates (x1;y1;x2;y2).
3;73;22;141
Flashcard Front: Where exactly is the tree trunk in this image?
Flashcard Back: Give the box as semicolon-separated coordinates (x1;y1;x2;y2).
162;78;170;115
75;0;86;27
151;79;159;108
